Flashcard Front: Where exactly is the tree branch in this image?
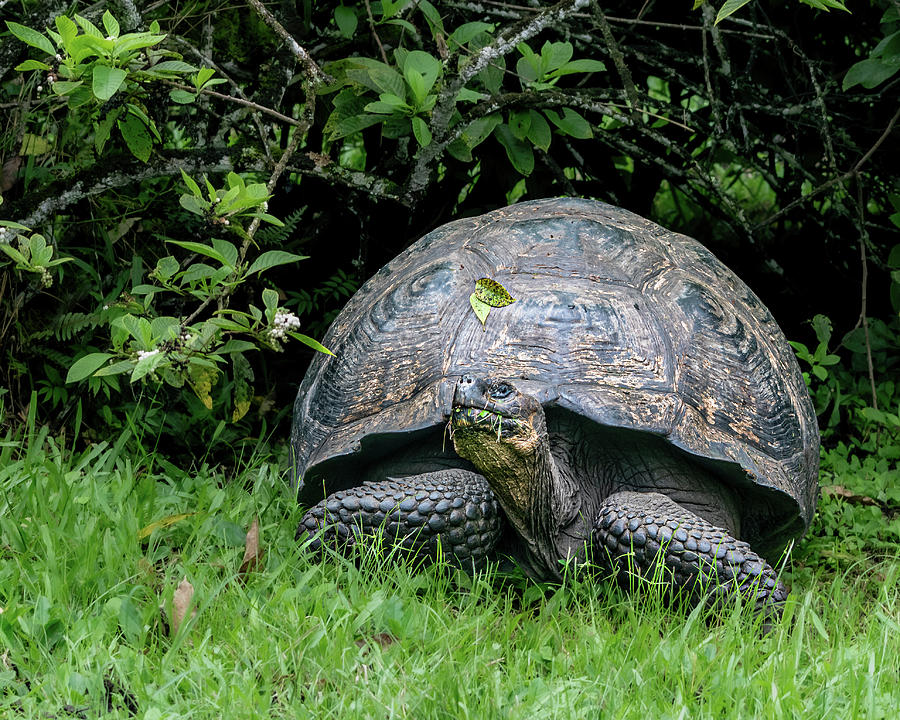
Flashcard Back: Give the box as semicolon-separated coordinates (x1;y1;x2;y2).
591;2;639;122
287;154;404;203
11;150;265;230
755;106;900;230
405;0;591;200
245;0;330;85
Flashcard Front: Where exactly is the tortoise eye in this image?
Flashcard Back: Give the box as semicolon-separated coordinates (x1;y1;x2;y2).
490;383;513;400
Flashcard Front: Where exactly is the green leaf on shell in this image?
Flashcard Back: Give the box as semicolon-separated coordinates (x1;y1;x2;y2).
475;277;516;307
469;292;491;330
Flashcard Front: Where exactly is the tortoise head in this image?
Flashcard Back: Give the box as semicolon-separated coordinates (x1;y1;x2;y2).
450;375;548;525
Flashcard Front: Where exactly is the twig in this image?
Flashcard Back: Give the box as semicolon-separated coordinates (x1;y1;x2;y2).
755;106;900;229
855;181;878;410
11;151;265;230
243;127;304;252
188;127;306;323
701;7;723;135
245;0;330;85
170;32;273;160
286;154;404;203
363;0;390;65
406;0;591;200
159;79;304;127
591;2;639;122
444;2;776;38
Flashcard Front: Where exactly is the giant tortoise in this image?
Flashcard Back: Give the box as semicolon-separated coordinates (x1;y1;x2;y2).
291;198;819;614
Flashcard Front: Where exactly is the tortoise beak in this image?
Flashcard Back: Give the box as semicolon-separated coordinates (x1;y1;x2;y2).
453;374;490;407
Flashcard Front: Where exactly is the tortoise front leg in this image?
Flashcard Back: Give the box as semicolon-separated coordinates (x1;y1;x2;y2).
592;491;787;618
297;469;503;565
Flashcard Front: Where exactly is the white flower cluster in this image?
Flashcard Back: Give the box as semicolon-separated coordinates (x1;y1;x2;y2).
136;348;160;361
268;310;301;341
0;227;7;244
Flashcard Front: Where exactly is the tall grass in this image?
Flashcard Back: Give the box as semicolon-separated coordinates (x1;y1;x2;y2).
1;425;898;718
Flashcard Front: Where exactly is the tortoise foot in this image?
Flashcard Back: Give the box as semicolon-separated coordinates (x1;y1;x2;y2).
593;491;787;620
297;469;503;565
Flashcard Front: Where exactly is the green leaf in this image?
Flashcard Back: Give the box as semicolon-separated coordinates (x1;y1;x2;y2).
117;595;142;644
94;108;122;155
131;351;166;382
92;65;127;101
117;114;152;162
469;293;491;330
540;41;573;72
167;240;228;264
812;314;833;346
67;353;115;383
245;251;308;276
195;67;216;89
526;110;552;151
149;60;197;73
544;108;593;139
548;58;606;78
459;114;502;150
125;104;160;141
0;220;30;231
367;65;406;98
180;169;203;198
412;116;432;147
843;58;900;90
330;113;384;140
715;0;753;23
219;340;257;354
287;332;334;356
508;110;531;140
178;195;208;216
449;22;494;47
262;288;279;312
94;360;135;377
51;80;84;96
417;0;444;32
15;59;52;71
55;15;77;49
155;256;180;280
494;124;534;176
6;22;56;56
211;238;238;268
403;51;441;97
0;244;30;266
75;14;104;38
334;5;358;38
102;10;120;39
475;278;516;307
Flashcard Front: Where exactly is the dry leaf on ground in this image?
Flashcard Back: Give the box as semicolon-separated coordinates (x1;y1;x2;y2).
170;577;195;636
239;516;264;577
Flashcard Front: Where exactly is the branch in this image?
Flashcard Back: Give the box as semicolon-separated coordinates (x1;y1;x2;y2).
245;0;330;85
287;154;404;203
11;150;265;230
591;2;639;122
855;181;878;410
755;106;900;230
160;79;305;127
363;0;390;64
406;0;591;200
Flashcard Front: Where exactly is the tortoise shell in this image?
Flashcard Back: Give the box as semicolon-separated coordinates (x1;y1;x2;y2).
291;198;818;552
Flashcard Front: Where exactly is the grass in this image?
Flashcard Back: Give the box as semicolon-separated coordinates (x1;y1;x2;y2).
1;426;899;719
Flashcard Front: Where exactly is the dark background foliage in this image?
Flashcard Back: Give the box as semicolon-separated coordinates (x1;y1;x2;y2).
1;0;898;472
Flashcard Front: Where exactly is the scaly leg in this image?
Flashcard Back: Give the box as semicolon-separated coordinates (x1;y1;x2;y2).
297;469;503;564
593;491;787;617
